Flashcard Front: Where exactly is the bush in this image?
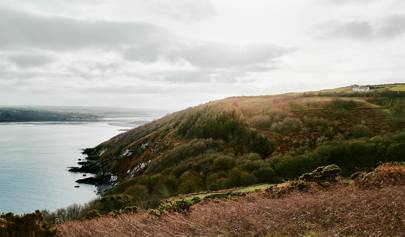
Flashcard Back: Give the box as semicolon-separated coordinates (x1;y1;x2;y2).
299;164;341;183
0;211;56;237
82;209;101;219
206;172;229;191
228;169;257;187
386;143;405;162
253;167;275;183
177;171;204;194
168;200;193;213
213;156;236;170
123;206;138;213
325;99;358;110
124;185;149;203
93;194;132;214
43;203;88;223
177;109;273;157
271;118;303;134
350;124;371;138
147;139;223;173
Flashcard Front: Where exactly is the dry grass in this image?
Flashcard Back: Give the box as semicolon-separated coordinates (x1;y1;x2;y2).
59;168;405;237
356;163;405;188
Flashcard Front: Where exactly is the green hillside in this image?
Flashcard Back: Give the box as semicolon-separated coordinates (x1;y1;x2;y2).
71;83;405;214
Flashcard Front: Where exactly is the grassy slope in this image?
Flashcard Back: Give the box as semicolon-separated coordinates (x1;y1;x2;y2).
95;83;405;176
71;83;405;214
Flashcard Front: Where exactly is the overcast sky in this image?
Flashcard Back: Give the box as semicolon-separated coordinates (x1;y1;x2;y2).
0;0;404;110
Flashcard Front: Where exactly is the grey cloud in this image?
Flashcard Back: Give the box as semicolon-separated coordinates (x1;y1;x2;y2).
148;43;292;83
0;0;215;23
378;14;405;38
7;52;53;68
0;7;292;86
169;43;291;69
147;0;215;21
322;0;375;5
317;14;405;39
0;7;173;54
319;21;373;39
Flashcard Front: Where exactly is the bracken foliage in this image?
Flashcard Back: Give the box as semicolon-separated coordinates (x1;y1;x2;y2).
0;211;56;237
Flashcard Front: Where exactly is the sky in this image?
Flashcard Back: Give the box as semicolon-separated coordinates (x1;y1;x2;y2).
0;0;404;110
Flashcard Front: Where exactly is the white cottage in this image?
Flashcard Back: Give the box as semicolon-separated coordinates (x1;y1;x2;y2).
352;85;370;92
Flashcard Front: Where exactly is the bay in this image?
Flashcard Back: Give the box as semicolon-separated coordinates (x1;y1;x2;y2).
0;120;142;213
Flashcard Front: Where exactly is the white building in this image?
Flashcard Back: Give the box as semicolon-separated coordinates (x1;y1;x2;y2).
352;85;370;92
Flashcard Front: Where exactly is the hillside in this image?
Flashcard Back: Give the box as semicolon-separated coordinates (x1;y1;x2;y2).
2;84;405;237
59;163;405;237
67;84;405;213
2;163;403;237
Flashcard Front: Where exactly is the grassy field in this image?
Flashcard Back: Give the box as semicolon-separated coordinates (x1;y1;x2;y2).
389;84;405;91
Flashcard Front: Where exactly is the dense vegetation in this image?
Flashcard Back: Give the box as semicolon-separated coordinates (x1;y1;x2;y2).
0;211;56;237
59;163;405;237
0;108;97;122
57;84;405;219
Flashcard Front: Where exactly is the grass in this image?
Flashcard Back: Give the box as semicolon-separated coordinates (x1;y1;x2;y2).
389;84;405;92
167;183;273;202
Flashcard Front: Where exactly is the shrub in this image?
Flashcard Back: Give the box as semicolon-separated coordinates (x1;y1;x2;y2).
271;118;303;134
124;185;149;203
82;209;101;219
168;200;193;213
253;167;275;183
177;171;204;194
213;156;236;170
325;99;358;110
147;139;223;173
266;180;309;198
0;211;56;237
123;206;138;213
93;194;132;214
228;169;257;187
206;172;229;191
151;175;177;197
177;109;273;157
239;159;265;172
386;143;405;162
43;203;88;223
350;124;371;138
299;164;341;184
355;163;405;188
158;197;201;214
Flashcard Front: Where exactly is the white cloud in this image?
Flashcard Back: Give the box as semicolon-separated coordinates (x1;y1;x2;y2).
316;14;405;40
0;1;404;109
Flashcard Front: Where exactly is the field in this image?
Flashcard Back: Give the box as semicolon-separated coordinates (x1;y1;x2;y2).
389;84;405;91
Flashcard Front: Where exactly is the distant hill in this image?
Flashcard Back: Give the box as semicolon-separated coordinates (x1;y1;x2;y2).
68;83;405;210
0;108;98;122
0;106;167;123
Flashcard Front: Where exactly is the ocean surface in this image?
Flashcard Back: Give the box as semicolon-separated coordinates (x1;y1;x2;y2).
0;117;155;214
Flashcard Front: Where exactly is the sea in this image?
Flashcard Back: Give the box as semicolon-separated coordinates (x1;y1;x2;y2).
0;112;161;214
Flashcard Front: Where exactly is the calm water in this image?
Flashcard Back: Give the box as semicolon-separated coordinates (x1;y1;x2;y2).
0;121;136;213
